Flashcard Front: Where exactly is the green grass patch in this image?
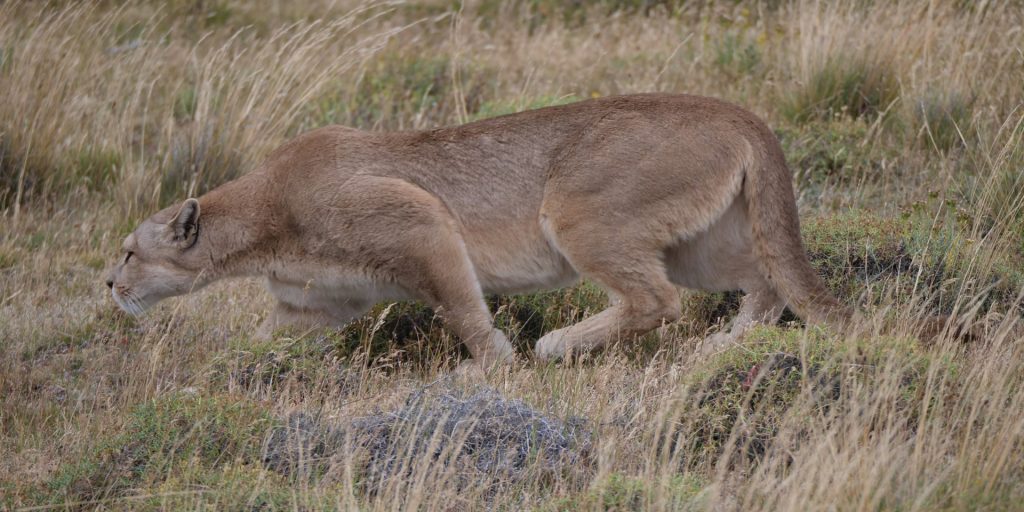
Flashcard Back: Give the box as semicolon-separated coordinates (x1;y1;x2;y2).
0;137;121;207
70;147;122;192
470;94;583;122
542;472;706;511
0;246;19;270
477;0;680;28
713;32;762;78
667;325;951;471
321;54;453;129
20;307;137;363
41;393;273;506
776;118;884;190
149;463;305;510
219;331;344;388
173;85;198;122
203;3;234;27
802;208;1024;314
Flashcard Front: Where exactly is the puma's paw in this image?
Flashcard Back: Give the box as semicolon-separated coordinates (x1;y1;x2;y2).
489;329;515;359
534;330;569;361
453;358;488;380
453;353;519;381
458;331;517;375
696;331;738;358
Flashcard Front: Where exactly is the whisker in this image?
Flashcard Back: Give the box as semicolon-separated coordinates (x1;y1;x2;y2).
123;292;144;317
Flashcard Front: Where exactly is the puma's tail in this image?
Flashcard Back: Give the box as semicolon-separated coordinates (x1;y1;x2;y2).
739;125;983;345
743;132;854;327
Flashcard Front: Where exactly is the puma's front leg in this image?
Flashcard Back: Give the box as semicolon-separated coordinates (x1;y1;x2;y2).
254;301;367;341
334;175;517;369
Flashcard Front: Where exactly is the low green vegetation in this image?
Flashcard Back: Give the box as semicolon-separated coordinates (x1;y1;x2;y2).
713;32;763;78
777;119;880;189
543;472;707;511
669;325;951;471
42;393;273;506
470;94;583;122
803;208;1024;315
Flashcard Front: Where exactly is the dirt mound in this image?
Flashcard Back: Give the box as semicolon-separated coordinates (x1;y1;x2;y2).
264;383;593;496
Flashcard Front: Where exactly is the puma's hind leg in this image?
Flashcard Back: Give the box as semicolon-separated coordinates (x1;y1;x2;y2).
532;108;749;361
534;268;681;360
533;229;682;361
698;282;785;356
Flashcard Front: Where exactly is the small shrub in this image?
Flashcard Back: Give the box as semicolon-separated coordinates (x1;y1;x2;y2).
330;301;454;366
490;281;607;346
801;211;915;300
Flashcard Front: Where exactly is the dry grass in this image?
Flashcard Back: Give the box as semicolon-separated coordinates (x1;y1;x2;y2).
1;0;1023;510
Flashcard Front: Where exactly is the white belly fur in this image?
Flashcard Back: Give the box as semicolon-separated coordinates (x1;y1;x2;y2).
266;263;413;311
266;229;578;309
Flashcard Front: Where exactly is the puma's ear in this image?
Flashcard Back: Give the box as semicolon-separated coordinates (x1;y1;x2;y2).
169;198;200;249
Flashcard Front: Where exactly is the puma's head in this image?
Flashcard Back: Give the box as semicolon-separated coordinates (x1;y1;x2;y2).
105;198;208;315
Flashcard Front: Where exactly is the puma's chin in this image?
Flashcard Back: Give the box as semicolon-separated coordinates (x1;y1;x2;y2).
111;288;155;316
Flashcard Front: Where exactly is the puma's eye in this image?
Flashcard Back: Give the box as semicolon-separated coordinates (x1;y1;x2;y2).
125;251;134;263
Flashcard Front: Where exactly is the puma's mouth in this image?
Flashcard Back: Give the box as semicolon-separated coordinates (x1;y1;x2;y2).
111;287;147;317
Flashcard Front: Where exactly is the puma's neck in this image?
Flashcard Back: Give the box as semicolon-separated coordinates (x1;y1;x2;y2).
194;173;281;280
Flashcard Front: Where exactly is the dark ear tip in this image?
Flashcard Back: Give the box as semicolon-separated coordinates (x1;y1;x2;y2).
179;198;200;218
169;197;201;233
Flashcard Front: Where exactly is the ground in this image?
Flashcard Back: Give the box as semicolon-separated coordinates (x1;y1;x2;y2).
1;1;1023;510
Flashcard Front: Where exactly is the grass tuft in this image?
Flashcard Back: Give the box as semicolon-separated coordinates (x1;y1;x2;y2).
781;56;899;123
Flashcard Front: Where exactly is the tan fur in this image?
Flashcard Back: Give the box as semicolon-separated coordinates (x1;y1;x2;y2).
105;94;851;366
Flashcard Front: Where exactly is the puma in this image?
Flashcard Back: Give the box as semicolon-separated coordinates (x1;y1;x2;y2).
105;94;853;366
